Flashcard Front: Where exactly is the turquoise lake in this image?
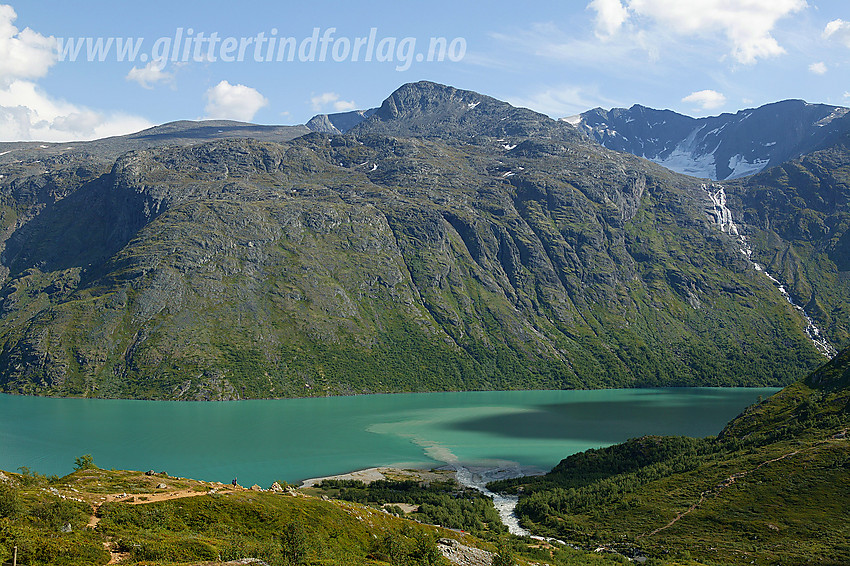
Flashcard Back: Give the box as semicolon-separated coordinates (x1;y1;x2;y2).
0;388;778;487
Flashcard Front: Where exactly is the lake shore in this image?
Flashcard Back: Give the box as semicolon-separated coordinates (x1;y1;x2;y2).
299;465;457;488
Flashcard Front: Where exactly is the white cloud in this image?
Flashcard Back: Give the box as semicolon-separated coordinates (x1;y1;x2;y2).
808;61;827;74
0;79;152;141
126;60;173;89
588;0;629;38
581;0;807;64
204;80;268;122
333;99;357;112
0;4;56;86
310;92;357;113
0;5;151;141
508;85;620;118
823;19;850;48
682;89;726;111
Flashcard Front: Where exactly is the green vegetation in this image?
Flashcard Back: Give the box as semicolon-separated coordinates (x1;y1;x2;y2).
73;454;97;471
95;491;446;565
0;478;106;566
0;482;19;518
728;134;850;349
312;478;506;537
0;465;633;566
491;347;850;564
492;539;516;566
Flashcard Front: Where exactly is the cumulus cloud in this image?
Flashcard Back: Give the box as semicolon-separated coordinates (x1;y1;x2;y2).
310;92;357;113
0;79;152;141
582;0;807;64
126;61;173;89
808;61;827;74
0;5;152;141
682;89;726;111
204;80;269;122
588;0;629;38
332;99;357;112
0;4;56;85
823;19;850;47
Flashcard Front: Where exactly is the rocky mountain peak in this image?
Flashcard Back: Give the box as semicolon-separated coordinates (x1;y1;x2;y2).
353;81;583;143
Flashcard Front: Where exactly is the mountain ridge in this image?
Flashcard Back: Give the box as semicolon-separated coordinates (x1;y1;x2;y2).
0;81;840;399
570;99;850;180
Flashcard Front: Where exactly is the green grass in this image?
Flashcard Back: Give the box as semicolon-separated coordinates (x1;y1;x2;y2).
0;466;633;566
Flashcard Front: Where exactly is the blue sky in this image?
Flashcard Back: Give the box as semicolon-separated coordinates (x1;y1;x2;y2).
1;0;849;141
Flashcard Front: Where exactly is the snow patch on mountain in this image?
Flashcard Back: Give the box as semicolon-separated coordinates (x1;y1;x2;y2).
651;149;716;179
649;125;717;179
575;100;850;181
815;107;849;127
727;154;769;178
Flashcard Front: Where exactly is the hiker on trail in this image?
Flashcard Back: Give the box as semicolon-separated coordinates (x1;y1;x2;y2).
232;478;237;487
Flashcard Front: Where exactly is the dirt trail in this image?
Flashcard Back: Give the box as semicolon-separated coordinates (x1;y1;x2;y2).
86;486;238;563
637;432;846;540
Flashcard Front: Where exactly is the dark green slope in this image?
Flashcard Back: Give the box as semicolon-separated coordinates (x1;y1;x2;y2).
494;348;850;564
0;82;828;399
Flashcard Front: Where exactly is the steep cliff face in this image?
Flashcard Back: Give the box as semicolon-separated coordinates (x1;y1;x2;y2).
0;83;831;399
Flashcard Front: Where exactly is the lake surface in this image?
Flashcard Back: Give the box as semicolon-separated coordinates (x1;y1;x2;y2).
0;388;777;487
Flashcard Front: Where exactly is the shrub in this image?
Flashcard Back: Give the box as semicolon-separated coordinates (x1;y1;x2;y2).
73;454;97;471
0;482;20;518
280;521;310;565
492;539;516;566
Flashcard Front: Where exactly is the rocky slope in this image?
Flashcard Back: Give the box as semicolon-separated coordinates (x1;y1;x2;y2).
306;109;377;134
570;100;850;180
0;82;835;399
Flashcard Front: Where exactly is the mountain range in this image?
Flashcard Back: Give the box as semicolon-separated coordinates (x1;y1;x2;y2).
568;99;850;180
1;81;848;399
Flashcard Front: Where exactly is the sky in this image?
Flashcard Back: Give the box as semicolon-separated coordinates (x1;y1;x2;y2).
1;0;849;141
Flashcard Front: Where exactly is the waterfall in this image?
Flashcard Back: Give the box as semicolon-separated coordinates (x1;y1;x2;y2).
703;184;836;358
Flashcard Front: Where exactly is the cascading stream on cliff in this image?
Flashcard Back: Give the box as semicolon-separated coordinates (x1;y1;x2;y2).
703;184;836;358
